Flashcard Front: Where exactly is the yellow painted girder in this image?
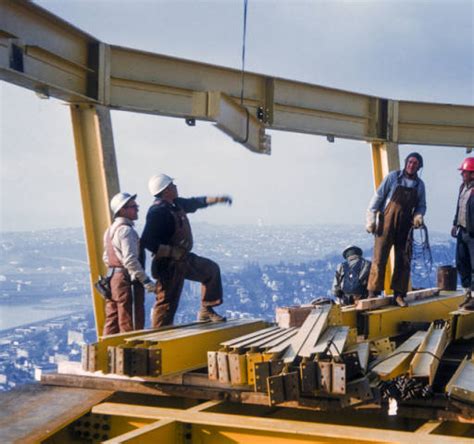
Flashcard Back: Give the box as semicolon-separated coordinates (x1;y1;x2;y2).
70;104;119;338
92;402;471;444
364;292;465;340
1;1;473;148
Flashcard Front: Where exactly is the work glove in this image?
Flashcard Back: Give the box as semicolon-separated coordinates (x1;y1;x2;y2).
413;214;424;228
207;195;233;206
170;246;187;261
451;225;458;238
143;279;157;293
365;211;376;234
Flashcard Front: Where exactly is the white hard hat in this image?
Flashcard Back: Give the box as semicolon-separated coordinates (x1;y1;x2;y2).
148;174;174;196
110;192;137;217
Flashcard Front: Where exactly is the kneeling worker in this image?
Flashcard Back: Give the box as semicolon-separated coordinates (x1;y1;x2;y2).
332;245;371;305
103;192;156;335
141;174;232;327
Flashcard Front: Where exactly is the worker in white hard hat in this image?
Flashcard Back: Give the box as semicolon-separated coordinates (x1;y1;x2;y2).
141;174;232;327
332;245;371;306
102;192;156;335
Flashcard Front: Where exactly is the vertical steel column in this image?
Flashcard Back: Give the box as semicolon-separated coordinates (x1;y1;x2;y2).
70;104;119;337
370;142;400;294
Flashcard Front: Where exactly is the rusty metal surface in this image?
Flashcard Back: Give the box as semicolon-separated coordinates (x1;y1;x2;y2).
0;383;113;444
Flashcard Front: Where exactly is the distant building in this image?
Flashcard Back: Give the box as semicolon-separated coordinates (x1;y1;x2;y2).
68;330;85;345
34;363;57;381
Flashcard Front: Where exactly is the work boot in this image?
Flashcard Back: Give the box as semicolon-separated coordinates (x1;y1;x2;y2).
197;306;226;322
462;298;474;311
459;289;473;309
394;294;408;307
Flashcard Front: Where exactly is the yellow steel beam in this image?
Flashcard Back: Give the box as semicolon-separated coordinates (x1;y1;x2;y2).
1;0;473;148
70;104;119;337
363;292;465;339
92;402;471;443
370;142;401;295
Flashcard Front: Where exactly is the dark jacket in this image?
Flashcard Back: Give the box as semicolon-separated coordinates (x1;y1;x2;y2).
453;184;474;237
141;196;208;254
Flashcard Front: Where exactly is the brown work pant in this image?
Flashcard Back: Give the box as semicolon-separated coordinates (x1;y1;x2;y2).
152;252;223;328
103;272;145;335
368;216;412;295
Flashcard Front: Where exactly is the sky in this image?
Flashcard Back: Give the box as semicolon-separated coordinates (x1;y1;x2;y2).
0;0;473;233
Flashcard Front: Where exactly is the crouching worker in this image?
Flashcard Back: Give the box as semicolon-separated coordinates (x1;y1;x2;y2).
332;245;371;305
103;192;156;335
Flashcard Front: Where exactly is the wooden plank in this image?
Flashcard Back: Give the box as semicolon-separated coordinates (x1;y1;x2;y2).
410;322;450;385
372;331;427;380
356;297;391;311
0;384;113;444
275;306;313;328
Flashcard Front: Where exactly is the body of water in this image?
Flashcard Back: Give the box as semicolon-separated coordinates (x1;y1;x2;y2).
0;304;83;331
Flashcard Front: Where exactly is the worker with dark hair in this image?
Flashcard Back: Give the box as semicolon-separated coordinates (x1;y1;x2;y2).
103;192;156;335
366;152;426;307
451;157;474;310
332;245;371;305
141;174;232;327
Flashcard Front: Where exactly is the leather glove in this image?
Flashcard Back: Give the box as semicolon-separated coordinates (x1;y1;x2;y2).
155;244;187;260
207;195;233;206
143;280;157;293
170;246;187;261
413;214;424;228
366;211;376;234
451;225;458;238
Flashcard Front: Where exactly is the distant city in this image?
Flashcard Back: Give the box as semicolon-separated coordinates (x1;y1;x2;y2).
0;224;456;391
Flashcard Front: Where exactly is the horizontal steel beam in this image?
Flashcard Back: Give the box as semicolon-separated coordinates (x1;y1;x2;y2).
1;0;473;148
92;401;470;443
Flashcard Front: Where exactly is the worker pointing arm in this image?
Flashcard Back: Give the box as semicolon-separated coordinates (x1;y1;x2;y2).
141;174;232;327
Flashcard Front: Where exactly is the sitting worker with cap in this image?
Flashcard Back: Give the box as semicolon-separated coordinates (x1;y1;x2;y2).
332;245;371;305
141;173;232;327
366;152;427;307
103;192;156;336
451;157;474;310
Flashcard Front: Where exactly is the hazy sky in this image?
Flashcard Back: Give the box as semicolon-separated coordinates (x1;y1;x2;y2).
1;0;473;233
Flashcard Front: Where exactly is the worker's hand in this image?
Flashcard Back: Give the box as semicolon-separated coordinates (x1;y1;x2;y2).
207;195;233;206
144;280;157;293
413;214;424;228
170;246;187;261
366;211;376;234
451;225;458;238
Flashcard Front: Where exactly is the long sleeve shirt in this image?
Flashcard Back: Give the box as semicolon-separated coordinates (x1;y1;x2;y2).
141;197;208;254
367;170;426;216
103;217;150;284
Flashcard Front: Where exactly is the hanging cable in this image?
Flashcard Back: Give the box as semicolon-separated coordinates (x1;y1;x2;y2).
240;0;248;106
406;224;434;287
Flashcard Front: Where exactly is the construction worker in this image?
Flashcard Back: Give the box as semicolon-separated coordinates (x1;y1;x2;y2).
141;174;232;327
366;152;426;307
332;245;371;305
103;192;156;335
451;157;474;310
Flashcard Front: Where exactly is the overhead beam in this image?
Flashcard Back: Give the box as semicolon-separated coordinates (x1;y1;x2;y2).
1;0;473;149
